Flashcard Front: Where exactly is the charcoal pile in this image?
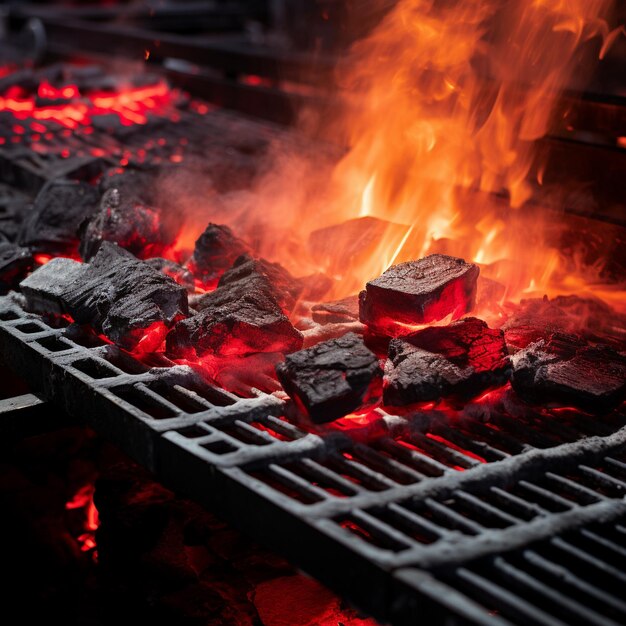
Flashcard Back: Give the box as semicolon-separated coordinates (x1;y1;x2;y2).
0;241;33;291
21;242;188;350
383;318;509;406
511;333;626;413
79;188;175;261
359;254;479;336
18;180;100;255
167;255;303;358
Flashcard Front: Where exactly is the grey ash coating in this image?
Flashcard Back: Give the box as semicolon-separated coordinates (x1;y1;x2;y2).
276;332;381;423
20;242;187;349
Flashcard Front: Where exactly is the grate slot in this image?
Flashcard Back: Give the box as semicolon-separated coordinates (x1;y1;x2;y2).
577;465;626;496
514;482;574;513
112;384;179;420
459;419;527;456
544;472;604;506
431;424;508;462
145;382;213;414
487;487;545;521
603;457;626;481
452;491;519;528
202;440;239;455
14;321;47;334
336;511;411;552
378;438;447;477
0;310;18;321
99;348;149;375
422;498;484;535
455;566;567;626
548;538;626;592
323;454;398;492
579;529;626;560
352;444;423;485
218;420;273;446
177;424;212;438
487;413;560;449
71;357;120;380
492;556;623;626
522;550;626;620
412;432;481;470
375;503;446;545
35;335;74;353
284;460;360;498
248;465;324;505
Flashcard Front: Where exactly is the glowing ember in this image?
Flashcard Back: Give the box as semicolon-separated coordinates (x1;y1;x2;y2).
65;484;100;557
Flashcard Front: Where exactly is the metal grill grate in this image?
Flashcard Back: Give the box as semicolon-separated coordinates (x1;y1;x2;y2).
1;296;625;625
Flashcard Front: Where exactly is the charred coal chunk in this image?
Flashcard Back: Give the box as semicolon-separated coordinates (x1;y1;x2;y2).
166;290;302;359
146;258;195;291
0;242;34;291
98;167;156;205
20;257;85;314
21;243;188;350
17;180;100;254
312;296;360;325
276;332;381;423
188;224;250;285
359;254;479;336
296;273;333;303
511;334;626;414
196;255;302;315
79;188;173;261
403;317;509;375
384;342;472;406
502;295;626;351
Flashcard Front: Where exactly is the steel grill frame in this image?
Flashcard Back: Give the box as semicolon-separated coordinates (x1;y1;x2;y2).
1;296;625;626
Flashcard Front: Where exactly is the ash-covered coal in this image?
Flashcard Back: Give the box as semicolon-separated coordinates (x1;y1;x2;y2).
79;188;174;262
276;332;381;423
196;255;302;315
21;242;187;350
18;180;100;254
511;333;626;413
0;241;34;291
502;295;626;350
188;223;250;286
384;318;509;406
167;290;302;359
359;254;479;336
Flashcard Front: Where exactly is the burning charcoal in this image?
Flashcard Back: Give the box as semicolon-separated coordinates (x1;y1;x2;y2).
196;255;302;315
476;276;506;309
17;180;100;254
383;318;509;406
0;242;33;291
21;243;188;350
166;290;302;359
502;295;626;350
359;254;479;336
188;224;250;285
511;334;626;414
384;342;472;406
312;296;360;325
146;258;195;291
276;332;381;423
79;188;174;261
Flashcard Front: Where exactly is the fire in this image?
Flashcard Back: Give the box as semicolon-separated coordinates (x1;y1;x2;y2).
65;484;100;558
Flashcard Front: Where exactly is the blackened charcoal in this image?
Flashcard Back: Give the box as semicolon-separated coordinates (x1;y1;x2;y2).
403;317;509;375
511;335;626;413
384;342;473;406
0;242;34;291
188;224;249;283
98;167;156;204
21;243;188;350
359;254;479;336
383;318;509;406
166;290;302;358
146;258;195;290
79;188;173;261
312;296;360;325
17;180;100;253
276;333;381;423
196;255;302;315
502;295;626;350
